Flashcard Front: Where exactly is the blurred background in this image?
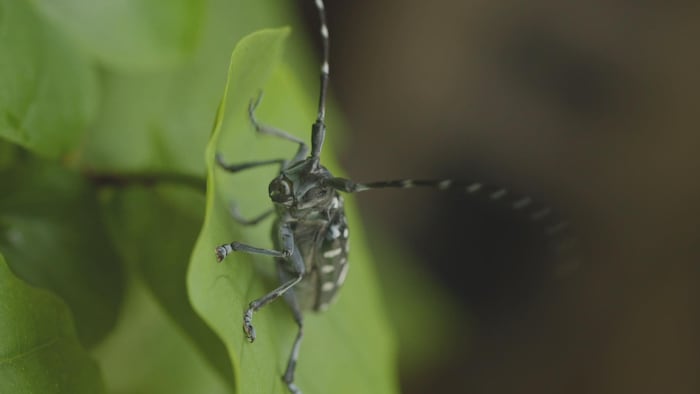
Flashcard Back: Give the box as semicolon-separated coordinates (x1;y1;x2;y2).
299;1;700;393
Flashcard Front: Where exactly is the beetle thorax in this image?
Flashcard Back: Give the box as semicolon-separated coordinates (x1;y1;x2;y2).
268;159;336;219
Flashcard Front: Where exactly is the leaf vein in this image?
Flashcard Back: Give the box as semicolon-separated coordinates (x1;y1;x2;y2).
0;337;61;366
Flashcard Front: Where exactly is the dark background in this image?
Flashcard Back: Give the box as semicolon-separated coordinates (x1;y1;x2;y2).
300;1;699;393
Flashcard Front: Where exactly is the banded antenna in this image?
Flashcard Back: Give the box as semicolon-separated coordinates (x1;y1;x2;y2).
310;0;330;161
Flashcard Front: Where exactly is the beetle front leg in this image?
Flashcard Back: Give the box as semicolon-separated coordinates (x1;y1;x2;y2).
215;241;290;262
215;223;304;343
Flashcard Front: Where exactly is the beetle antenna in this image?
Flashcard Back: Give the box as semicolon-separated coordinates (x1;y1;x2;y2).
310;0;329;161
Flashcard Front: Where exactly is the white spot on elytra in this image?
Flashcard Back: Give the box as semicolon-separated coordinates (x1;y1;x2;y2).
329;224;341;239
337;263;349;286
342;228;349;238
321;265;335;274
323;248;342;258
400;179;414;188
320;25;329;38
321;61;329;75
322;281;335;292
315;0;324;10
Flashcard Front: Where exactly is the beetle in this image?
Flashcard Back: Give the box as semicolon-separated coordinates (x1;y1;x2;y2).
214;1;574;392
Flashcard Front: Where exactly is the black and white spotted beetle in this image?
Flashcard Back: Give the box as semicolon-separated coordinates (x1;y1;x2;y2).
214;0;574;393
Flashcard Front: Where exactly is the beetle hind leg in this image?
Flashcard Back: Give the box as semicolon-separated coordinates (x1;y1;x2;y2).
282;300;304;394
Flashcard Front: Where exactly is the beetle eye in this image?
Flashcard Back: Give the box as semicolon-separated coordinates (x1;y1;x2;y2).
269;178;292;203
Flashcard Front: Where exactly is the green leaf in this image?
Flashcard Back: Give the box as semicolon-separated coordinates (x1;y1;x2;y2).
27;0;204;71
0;252;104;393
91;272;230;394
0;0;98;158
0;160;124;347
0;140;21;171
99;184;234;389
188;29;399;394
75;0;297;175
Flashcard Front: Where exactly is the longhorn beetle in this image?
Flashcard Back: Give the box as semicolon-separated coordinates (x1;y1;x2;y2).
214;0;573;393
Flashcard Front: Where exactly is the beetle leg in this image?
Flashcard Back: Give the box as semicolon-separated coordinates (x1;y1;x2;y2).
214;241;291;262
226;202;274;226
248;90;308;166
242;271;302;342
215;153;286;173
282;299;304;394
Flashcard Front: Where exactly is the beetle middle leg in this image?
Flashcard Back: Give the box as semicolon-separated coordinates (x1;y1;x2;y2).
242;267;303;342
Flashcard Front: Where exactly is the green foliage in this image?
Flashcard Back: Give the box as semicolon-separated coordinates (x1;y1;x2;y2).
0;161;124;347
0;0;97;158
188;29;397;394
0;2;402;394
0;253;104;394
27;0;204;71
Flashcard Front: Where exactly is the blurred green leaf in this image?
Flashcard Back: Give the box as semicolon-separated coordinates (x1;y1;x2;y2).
0;160;124;347
76;0;297;176
187;29;399;394
28;0;204;71
92;273;230;394
99;184;234;389
0;252;104;393
0;141;21;171
0;0;97;158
